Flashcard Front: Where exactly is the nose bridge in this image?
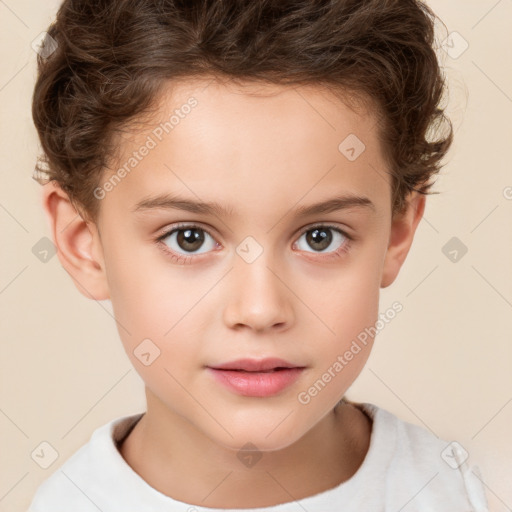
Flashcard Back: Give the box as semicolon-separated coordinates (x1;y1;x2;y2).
236;244;279;293
223;240;292;331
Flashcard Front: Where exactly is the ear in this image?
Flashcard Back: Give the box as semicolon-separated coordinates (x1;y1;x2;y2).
41;181;110;300
380;190;426;289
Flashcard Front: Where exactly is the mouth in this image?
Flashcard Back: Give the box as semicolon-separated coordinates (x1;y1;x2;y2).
206;358;306;397
208;357;304;372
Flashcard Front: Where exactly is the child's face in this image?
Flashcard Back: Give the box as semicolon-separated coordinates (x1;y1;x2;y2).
75;78;421;450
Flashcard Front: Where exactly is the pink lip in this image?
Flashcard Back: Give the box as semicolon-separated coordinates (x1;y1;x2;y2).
206;358;305;397
208;357;301;372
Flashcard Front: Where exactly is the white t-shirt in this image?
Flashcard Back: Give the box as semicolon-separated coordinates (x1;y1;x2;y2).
28;402;489;511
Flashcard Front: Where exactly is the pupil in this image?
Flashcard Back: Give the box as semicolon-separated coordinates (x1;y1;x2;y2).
177;228;204;251
307;228;331;251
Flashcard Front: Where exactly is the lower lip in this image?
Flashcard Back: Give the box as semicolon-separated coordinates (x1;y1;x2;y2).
206;367;304;397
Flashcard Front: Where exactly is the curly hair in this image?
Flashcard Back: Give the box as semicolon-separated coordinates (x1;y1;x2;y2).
32;0;453;223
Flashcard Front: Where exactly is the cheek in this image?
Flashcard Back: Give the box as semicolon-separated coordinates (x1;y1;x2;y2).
108;266;201;400
304;248;383;334
104;228;173;323
299;247;384;390
101;236;172;352
103;238;208;374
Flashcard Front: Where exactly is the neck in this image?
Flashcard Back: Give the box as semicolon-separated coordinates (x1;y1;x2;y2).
119;392;372;508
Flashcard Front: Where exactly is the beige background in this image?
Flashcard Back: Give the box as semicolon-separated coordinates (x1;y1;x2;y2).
1;1;511;511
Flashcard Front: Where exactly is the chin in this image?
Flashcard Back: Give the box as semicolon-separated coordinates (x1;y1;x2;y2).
206;417;307;454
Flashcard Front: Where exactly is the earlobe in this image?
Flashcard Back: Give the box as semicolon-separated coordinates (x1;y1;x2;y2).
41;181;110;300
380;191;426;289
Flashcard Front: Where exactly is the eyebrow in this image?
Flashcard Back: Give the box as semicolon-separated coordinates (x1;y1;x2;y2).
131;192;376;217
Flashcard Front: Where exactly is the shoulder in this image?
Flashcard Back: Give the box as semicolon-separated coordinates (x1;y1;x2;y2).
354;401;489;512
27;413;144;512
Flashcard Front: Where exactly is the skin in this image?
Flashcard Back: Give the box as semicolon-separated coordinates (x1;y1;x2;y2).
41;77;425;508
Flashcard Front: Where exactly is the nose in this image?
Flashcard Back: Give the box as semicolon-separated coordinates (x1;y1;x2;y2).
222;253;294;333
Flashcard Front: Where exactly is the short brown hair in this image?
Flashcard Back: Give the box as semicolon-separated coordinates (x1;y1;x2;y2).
32;0;453;223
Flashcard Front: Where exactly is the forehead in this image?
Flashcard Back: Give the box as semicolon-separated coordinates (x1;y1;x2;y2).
100;77;391;220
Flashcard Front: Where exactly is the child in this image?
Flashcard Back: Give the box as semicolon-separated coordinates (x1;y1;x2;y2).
29;0;489;510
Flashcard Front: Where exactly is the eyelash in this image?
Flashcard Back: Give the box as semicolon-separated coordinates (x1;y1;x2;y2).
155;222;353;265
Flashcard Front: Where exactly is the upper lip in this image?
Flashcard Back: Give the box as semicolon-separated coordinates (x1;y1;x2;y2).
208;358;304;372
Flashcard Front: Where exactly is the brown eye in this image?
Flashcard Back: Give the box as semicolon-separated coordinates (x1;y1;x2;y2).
176;228;205;252
295;225;349;254
305;227;332;251
158;224;217;256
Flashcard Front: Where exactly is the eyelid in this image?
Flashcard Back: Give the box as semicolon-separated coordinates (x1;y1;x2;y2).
155;221;219;241
156;221;354;244
295;222;354;241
